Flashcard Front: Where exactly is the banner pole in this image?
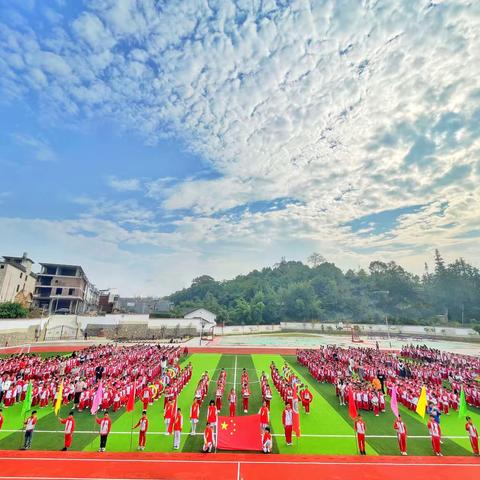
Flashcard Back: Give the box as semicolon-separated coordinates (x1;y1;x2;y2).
129;408;135;452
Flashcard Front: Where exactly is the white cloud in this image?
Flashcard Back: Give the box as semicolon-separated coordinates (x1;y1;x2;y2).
107;176;141;192
1;1;480;292
12;134;56;162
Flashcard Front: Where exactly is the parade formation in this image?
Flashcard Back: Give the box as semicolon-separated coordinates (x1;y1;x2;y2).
0;344;478;456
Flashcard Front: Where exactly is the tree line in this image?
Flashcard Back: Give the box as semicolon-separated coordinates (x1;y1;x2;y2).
168;250;480;327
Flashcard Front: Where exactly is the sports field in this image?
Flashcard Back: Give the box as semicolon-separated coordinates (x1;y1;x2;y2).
1;352;478;456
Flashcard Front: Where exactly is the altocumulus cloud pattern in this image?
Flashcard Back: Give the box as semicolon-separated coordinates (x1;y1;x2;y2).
0;0;479;294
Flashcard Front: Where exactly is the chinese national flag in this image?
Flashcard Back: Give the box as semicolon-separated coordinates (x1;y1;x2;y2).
292;386;301;438
217;414;262;451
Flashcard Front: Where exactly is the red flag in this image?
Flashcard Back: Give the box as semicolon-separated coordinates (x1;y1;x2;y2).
217;414;263;451
292;386;301;438
348;387;358;419
126;383;136;412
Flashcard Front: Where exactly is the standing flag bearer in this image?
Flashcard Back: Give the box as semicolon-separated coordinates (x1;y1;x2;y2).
427;414;442;456
58;411;75;451
228;388;236;417
354;414;367;455
189;399;200;435
465;416;479;456
393;414;408;455
259;401;270;431
282;403;293;446
173;408;183;449
95;412;112;452
21;410;37;450
133;410;149;451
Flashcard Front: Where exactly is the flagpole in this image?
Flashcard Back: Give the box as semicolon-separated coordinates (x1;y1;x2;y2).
129;407;134;452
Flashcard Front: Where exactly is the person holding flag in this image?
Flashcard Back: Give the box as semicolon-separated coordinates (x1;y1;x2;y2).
173;407;183;449
282;403;293;446
133;410;149;451
393;414;408;455
354;414;367;455
58;411;75;451
427;414;442;456
95;411;112;452
189;399;200;435
202;422;214;453
465;416;479;456
21;410;37;450
228;388;236;417
262;425;272;453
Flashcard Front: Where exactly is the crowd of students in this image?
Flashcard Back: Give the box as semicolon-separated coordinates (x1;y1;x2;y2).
297;345;479;456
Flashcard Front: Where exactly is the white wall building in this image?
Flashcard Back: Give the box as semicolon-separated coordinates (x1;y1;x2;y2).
0;253;36;307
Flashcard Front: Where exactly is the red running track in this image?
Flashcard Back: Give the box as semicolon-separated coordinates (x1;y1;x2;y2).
0;451;478;480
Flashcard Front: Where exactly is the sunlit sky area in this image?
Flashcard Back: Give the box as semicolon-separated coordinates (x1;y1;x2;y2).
1;0;479;295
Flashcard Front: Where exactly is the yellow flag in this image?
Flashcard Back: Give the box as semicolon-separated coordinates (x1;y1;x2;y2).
416;385;427;418
54;380;64;415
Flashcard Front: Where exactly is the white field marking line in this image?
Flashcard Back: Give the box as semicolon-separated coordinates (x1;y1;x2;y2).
233;355;238;390
0;429;472;439
237;461;241;480
0;478;155;480
0;458;479;468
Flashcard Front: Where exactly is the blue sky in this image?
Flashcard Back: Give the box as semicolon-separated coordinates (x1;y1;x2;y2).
1;0;479;295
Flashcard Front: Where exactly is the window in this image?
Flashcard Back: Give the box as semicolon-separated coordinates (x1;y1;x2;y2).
56;288;62;295
20;272;23;278
0;265;4;269
68;288;75;296
16;285;20;292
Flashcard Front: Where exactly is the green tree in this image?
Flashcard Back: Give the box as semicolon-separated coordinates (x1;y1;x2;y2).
0;302;28;318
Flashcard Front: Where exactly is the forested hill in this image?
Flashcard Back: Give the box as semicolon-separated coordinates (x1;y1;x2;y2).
167;250;480;326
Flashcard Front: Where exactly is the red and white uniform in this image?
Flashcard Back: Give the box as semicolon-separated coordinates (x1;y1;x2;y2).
141;387;152;410
300;388;313;413
207;405;217;424
203;425;214;452
259;405;269;428
466;422;479;455
60;417;75;448
393;419;407;454
282;407;293;444
190;401;200;423
354;419;366;453
228;391;236;417
96;417;112;436
134;417;149;447
242;386;250;412
427;420;441;455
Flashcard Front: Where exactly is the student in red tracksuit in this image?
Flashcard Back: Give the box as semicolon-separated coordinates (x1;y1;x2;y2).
282;403;293;446
228;388;236;417
262;425;272;453
190;400;200;435
207;400;217;431
141;387;152;410
465;416;479;456
354;414;366;455
203;423;214;452
300;386;313;414
95;412;112;452
133;410;149;451
242;383;250;413
58;411;75;451
427;415;442;456
173;408;183;449
393;414;408;455
259;401;270;430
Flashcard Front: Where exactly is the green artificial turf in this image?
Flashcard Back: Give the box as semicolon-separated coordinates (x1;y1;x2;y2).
0;352;478;456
